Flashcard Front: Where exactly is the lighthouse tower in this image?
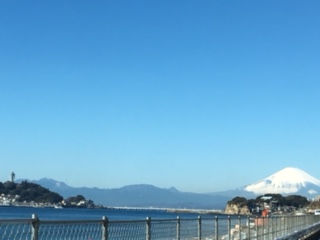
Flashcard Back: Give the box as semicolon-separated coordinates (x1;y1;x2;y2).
11;172;15;183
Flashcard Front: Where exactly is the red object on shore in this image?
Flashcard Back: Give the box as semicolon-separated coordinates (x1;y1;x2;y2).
262;209;268;217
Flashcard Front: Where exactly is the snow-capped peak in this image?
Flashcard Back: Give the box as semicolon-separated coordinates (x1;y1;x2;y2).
244;167;320;196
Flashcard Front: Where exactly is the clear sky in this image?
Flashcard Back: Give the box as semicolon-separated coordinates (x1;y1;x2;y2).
1;1;319;193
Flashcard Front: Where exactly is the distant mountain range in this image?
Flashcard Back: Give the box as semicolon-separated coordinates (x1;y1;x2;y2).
17;167;320;210
18;178;230;209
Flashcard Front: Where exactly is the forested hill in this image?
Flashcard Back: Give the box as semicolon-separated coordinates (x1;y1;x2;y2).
0;181;63;204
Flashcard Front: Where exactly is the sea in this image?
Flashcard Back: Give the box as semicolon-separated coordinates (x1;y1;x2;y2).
0;206;215;221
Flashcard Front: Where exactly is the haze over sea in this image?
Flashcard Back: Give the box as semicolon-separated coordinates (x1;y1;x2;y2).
0;207;213;221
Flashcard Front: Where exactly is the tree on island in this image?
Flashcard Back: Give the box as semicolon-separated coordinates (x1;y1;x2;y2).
227;193;309;215
0;181;98;208
0;180;63;204
63;194;95;208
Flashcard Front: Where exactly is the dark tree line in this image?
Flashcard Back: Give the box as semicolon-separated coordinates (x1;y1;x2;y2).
255;193;309;208
0;181;63;204
63;195;95;208
228;193;309;211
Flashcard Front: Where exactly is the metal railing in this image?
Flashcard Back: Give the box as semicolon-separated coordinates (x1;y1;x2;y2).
1;214;320;239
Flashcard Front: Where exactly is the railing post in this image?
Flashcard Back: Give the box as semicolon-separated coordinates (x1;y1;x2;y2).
255;216;258;239
247;216;251;240
31;214;39;240
238;215;242;240
281;216;283;237
215;216;218;240
284;215;287;236
271;216;274;240
281;216;285;237
299;215;302;231
276;216;279;238
176;216;180;240
228;216;231;240
262;216;265;240
102;216;108;240
267;215;271;239
198;216;202;240
146;217;151;240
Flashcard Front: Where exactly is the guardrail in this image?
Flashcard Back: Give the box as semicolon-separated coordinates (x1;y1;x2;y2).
1;214;320;239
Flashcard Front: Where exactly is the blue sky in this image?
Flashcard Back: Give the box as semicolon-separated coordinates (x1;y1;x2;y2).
1;1;319;193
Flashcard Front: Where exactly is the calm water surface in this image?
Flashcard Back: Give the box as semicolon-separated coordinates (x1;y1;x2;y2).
0;206;212;220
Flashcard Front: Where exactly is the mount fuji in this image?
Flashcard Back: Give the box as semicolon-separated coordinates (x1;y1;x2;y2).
242;167;320;198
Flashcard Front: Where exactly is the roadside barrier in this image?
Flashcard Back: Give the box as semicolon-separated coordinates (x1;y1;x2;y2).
1;213;320;239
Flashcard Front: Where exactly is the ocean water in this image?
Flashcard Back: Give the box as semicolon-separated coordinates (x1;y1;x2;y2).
0;206;211;220
0;206;227;240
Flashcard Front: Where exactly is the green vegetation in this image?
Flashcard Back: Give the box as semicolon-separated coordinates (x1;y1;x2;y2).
0;181;99;208
0;181;63;204
63;195;96;208
227;196;247;207
283;195;309;208
229;194;309;208
255;194;309;208
228;193;310;214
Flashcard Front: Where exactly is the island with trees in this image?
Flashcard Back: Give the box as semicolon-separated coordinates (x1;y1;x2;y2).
0;180;99;208
224;193;318;215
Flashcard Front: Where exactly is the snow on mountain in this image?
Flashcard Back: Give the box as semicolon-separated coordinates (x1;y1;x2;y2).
244;167;320;197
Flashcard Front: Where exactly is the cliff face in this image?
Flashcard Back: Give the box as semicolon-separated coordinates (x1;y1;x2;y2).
224;203;250;215
307;200;320;212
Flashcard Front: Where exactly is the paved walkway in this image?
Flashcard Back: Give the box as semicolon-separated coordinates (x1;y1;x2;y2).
305;229;320;240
